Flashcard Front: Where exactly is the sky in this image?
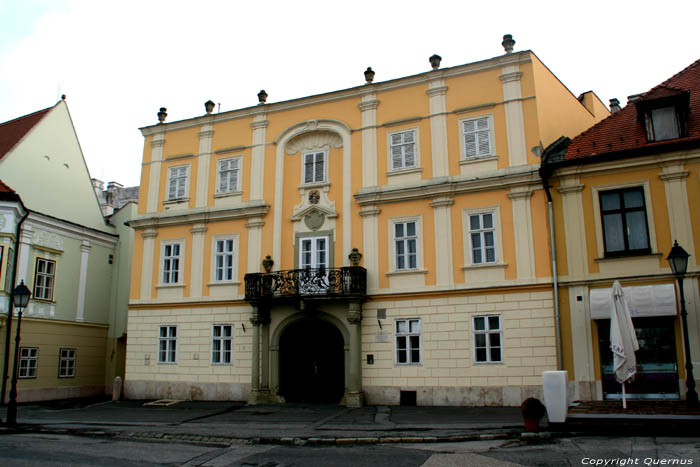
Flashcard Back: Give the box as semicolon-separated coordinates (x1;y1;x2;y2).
1;0;699;187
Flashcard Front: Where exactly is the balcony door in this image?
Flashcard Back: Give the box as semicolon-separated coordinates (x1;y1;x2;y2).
299;236;329;295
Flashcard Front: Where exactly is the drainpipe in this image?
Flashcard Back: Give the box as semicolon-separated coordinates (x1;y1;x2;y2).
539;164;563;371
1;201;29;405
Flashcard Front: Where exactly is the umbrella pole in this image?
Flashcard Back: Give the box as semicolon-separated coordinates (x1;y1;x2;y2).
622;383;627;409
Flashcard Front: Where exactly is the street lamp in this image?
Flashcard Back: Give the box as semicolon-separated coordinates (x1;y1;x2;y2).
6;280;31;425
666;241;699;407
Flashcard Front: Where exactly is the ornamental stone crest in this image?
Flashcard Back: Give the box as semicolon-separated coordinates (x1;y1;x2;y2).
33;230;65;251
309;190;320;204
304;210;325;231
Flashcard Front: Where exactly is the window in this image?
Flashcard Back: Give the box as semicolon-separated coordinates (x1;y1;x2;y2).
394;221;417;270
599;187;650;257
390;130;417;170
303;151;326;184
473;315;502;363
300;236;328;269
167;166;188;200
462;116;492;159
33;258;56;301
4;247;13;292
395;318;421;364
59;348;76;377
212;324;233;365
19;347;38;378
217;158;240;193
469;212;496;264
645;107;680;141
162;242;182;284
158;326;177;363
214;238;235;282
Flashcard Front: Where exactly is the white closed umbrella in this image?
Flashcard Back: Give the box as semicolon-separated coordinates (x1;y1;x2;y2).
610;280;639;409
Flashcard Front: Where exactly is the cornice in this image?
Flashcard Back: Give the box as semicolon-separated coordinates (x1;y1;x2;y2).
190;224;208;234
382;116;423;128
358;207;381;217
358;100;379;111
128;202;270;229
556;184;585;195
429;197;454;208
24;212;117;247
426;86;448;97
506;190;533;200
551;149;700;179
355;166;541;205
658;170;689;182
499;71;523;83
250;119;269;130
139;52;533;136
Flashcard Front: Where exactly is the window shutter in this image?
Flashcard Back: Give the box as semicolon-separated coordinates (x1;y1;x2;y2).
404;143;415;167
304;154;314;183
314;152;324;182
391;146;403;169
464;133;476;158
168;175;177;199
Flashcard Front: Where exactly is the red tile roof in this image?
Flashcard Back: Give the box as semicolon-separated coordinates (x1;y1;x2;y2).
0;179;21;202
0;107;52;161
564;58;700;161
0;179;16;193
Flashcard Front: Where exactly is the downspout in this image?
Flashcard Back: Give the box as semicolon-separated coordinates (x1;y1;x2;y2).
539;164;563;370
1;201;29;404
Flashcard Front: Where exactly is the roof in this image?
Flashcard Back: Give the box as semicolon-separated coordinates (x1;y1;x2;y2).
0;107;52;161
563;58;700;161
0;179;21;202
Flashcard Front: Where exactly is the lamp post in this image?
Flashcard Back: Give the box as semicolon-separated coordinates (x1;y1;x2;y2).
666;241;699;407
5;280;31;425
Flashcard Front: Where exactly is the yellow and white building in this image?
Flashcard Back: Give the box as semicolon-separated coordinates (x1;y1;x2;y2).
126;36;607;406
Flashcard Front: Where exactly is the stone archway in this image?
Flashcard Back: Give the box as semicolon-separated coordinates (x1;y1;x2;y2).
279;317;345;403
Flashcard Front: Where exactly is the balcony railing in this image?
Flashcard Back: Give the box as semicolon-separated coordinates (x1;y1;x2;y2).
244;266;367;303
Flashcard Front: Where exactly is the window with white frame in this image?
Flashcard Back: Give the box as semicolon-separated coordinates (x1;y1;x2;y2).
599;187;651;257
394;221;417;270
473;315;502;363
167;165;189;200
212;324;233;365
390;130;417;170
217;158;240;193
214;238;235;282
462;116;492;159
19;347;38;378
4;247;13;292
469;212;496;264
158;326;177;363
162;242;182;284
395;318;421;364
58;348;76;377
33;258;56;301
303;151;326;184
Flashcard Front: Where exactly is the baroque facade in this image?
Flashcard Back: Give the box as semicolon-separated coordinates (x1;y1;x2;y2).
125;37;607;406
0;100;135;402
541;58;700;402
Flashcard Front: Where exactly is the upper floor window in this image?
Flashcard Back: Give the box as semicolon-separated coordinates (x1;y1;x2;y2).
394;221;417;270
162;242;182;284
167;165;189;200
636;90;689;142
390;130;417;170
303;151;326;184
33;258;56;301
469;212;496;265
217;158;240;193
462;116;492;159
214;238;235;282
599;187;650;257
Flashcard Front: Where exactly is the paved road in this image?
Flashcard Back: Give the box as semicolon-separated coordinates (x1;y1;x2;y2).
0;432;698;466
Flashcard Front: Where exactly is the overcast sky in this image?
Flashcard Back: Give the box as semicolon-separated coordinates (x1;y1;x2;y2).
1;0;698;187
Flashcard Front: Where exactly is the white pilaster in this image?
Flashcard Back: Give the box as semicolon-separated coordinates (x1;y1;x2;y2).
557;183;588;278
195;124;214;208
499;66;527;167
342;126;353;266
16;224;33;285
660;167;695;268
430;197;454;286
75;240;91;322
146;131;165;213
250;115;269;201
189;224;207;297
569;285;596;382
359;206;381;291
246;219;265;273
427;80;449;177
359;94;379;187
140;228;157;299
507;189;535;281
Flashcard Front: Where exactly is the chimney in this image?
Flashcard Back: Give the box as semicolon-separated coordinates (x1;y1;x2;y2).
502;34;515;54
627;93;643;104
609;98;621;113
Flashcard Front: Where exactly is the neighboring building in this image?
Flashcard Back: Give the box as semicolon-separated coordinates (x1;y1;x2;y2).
540;58;700;402
126;36;608;406
92;179;140;217
0;100;135;402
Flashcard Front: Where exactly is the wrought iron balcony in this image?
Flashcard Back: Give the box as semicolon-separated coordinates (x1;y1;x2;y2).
244;266;367;303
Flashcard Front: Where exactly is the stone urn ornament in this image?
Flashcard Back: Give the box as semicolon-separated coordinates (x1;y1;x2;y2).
262;255;274;273
348;248;362;266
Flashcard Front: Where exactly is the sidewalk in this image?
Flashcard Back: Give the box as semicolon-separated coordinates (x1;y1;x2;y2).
0;398;698;447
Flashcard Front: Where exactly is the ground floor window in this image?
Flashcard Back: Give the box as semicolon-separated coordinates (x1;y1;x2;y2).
212;324;233;364
19;347;38;378
473;315;502;363
597;316;679;399
395;318;421;364
158;326;177;363
58;348;76;377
